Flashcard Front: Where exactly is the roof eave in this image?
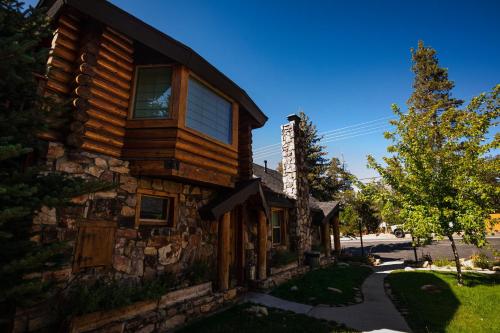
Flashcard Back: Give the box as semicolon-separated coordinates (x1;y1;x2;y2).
39;0;268;127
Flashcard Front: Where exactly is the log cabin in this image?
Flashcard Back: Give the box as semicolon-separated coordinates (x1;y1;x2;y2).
31;0;339;323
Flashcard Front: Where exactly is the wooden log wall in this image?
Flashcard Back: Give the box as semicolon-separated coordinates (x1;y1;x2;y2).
45;13;251;188
125;66;241;187
238;112;253;181
42;14;81;141
68;26;134;157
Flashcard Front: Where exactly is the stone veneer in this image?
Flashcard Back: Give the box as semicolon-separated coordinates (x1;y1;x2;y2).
281;115;312;260
35;141;219;284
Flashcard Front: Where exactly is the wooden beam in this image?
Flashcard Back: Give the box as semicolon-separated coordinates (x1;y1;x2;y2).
332;212;341;255
217;212;231;291
236;205;246;284
257;210;267;280
322;222;331;257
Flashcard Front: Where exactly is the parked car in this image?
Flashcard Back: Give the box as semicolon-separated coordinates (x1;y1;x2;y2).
390;225;406;238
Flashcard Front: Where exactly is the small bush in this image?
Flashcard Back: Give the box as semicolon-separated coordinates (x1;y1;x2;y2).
432;258;454;267
63;272;178;316
338;253;374;265
471;253;491;269
311;243;325;253
186;259;214;285
271;249;298;267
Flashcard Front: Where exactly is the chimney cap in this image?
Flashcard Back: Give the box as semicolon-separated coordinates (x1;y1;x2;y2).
287;114;301;123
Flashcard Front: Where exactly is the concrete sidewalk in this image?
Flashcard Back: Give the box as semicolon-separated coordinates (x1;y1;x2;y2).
246;260;411;333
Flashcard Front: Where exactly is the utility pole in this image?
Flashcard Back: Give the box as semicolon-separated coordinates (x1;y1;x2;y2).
358;217;364;257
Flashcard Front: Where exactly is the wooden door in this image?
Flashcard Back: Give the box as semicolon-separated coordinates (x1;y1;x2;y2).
73;220;116;272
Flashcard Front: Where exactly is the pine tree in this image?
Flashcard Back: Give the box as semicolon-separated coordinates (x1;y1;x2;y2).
368;41;499;285
0;0;109;318
325;157;355;198
298;111;330;199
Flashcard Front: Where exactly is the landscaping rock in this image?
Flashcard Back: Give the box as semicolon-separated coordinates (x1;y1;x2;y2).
420;284;441;294
290;285;298;291
461;259;474;268
374;258;382;266
404;266;414;271
337;262;349;267
246;305;268;316
327;287;343;293
492;266;500;271
422;261;430;268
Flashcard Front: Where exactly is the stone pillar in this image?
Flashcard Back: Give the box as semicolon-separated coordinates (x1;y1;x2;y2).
281;114;311;262
322;222;331;257
257;210;267;280
218;212;230;290
332;213;341;255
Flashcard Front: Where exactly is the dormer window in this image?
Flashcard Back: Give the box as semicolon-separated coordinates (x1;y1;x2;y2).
132;66;172;119
186;77;232;144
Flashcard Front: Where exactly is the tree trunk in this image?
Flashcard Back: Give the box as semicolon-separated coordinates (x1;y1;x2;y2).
411;235;418;262
448;234;464;285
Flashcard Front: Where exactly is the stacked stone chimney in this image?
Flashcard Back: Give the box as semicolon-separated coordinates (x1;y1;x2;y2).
281;114;311;260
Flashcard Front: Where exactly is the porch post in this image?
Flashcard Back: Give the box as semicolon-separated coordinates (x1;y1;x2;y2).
257;210;267;280
218;211;231;290
332;212;341;255
322;222;331;257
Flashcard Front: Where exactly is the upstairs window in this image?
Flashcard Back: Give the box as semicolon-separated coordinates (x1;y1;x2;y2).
272;209;284;245
186;77;232;144
132;66;172;119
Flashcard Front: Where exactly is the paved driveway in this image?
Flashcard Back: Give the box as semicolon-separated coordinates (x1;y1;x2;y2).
342;236;500;261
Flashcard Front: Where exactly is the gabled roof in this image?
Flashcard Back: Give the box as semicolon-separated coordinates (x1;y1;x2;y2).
253;163;341;222
38;0;267;128
253;163;284;194
199;179;269;220
309;197;341;224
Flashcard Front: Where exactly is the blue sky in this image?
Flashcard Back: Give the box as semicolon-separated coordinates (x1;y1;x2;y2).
30;0;500;179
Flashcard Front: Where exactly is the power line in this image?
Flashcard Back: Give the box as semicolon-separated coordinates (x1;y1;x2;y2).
253;115;393;153
254;126;390;160
253;123;391;158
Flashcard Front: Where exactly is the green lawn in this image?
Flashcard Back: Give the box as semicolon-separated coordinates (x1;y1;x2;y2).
177;303;357;333
387;271;500;333
270;263;373;306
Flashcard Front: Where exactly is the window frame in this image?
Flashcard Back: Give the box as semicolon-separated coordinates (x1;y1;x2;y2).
184;73;237;146
135;188;177;228
271;208;285;246
129;64;174;121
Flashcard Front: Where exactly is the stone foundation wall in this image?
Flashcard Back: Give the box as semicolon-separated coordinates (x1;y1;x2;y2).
255;257;334;290
13;283;243;333
35;141;219;284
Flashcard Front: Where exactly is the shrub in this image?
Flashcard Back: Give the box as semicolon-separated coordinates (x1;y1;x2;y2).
186;259;214;285
63;272;178;316
271;249;298;267
311;243;325;253
432;258;454;267
337;253;374;265
471;253;491;269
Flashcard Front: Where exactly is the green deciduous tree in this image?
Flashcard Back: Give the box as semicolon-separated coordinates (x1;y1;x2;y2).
0;0;109;320
368;41;499;285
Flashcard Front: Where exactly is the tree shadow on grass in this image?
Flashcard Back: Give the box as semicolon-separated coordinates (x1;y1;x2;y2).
388;271;460;333
439;270;500;288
